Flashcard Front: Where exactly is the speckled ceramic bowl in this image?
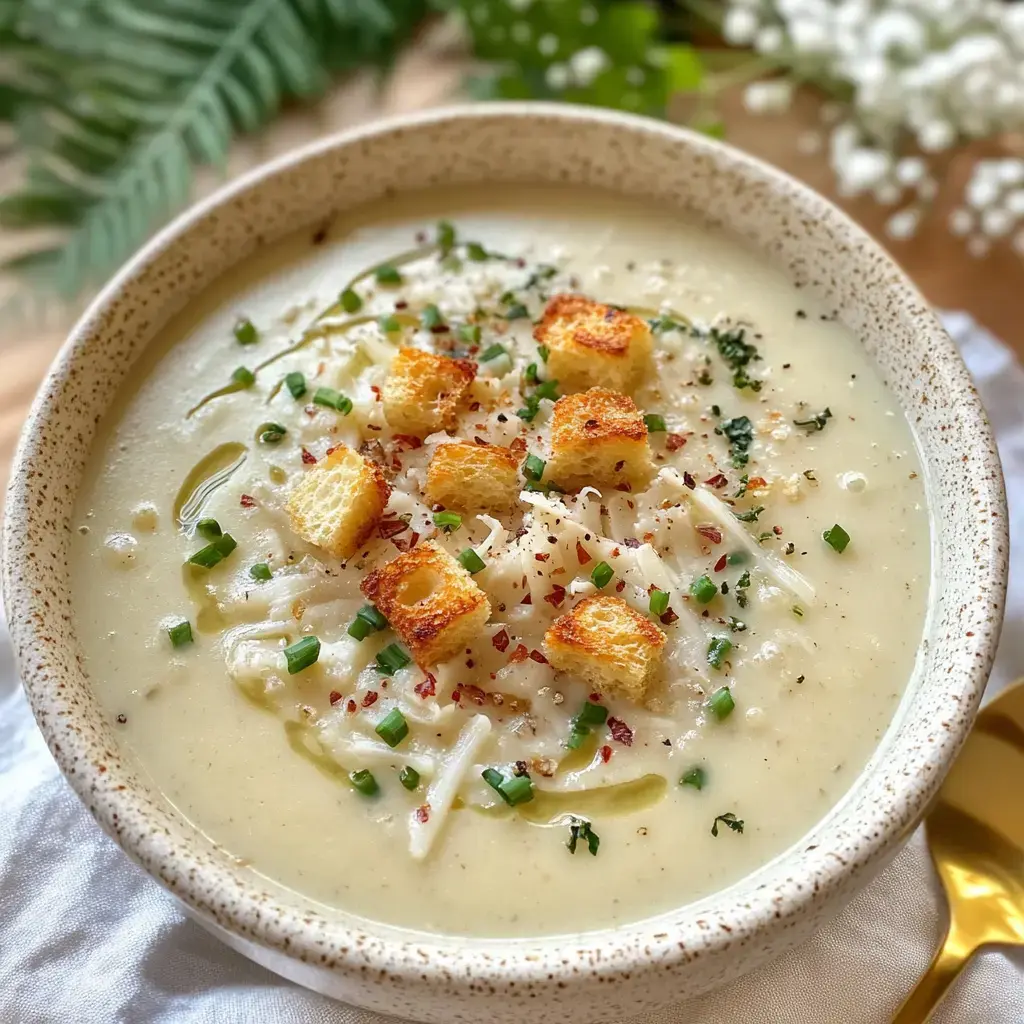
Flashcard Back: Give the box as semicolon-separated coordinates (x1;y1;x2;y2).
2;104;1008;1023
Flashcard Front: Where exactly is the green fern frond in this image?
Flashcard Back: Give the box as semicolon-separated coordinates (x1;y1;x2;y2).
1;0;427;298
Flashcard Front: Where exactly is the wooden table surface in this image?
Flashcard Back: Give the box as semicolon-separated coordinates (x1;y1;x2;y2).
1;40;1020;497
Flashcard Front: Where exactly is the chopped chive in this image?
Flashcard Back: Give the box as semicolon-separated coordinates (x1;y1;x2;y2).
257;421;287;444
649;588;670;616
234;318;258;345
348;604;388;641
465;241;488;261
422;304;445;330
524;362;539;384
437;220;456;255
643;413;667;433
375;265;402;285
523;453;545;482
482;767;507;800
707;636;733;670
576;701;608;727
249;562;272;582
823;523;851;554
500;774;534;806
231;366;255;387
457;323;481;344
481;342;508;362
376;643;411;676
187;533;237;569
566;724;590;750
284;371;307;399
378;313;401;334
167;620;193;648
399;766;420;791
312;387;352;414
505;302;529;320
533;379;559;402
591;561;614;589
458;548;486;574
375;708;409;748
681;766;707;790
537;344;550;362
196;517;222;541
284;635;320;675
340;288;363;313
432;510;462;532
690;575;718;604
349;769;379;796
706;684;735;719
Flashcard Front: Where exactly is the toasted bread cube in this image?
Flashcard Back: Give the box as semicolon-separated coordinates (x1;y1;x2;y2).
425;442;521;515
546;388;654;492
360;540;491;666
286;445;390;560
543;596;666;703
534;294;652;394
382;347;476;437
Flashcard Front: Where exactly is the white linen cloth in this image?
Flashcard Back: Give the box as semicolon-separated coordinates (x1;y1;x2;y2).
1;312;1022;1024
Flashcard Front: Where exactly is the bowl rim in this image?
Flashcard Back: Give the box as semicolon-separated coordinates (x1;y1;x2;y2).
3;101;1009;997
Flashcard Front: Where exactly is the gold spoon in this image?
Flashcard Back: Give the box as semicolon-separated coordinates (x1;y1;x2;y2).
892;677;1024;1022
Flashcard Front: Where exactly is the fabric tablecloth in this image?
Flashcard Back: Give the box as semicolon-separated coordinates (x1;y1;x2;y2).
2;311;1022;1024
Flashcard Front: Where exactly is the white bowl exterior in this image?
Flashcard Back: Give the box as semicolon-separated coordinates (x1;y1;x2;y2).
1;105;1008;1024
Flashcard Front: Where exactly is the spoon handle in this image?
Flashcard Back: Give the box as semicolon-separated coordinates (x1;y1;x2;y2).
891;928;973;1023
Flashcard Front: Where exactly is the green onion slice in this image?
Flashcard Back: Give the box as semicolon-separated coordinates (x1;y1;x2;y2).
690;575;718;604
375;708;410;748
234;318;258;345
649;588;670;616
481;342;508;362
196;517;222;541
680;766;707;790
707;636;733;670
376;643;411;676
643;413;667;432
399;766;420;791
284;371;307;399
457;323;481;345
312;387;352;414
167;620;193;648
284;635;320;674
375;265;402;285
340;288;363;313
523;453;545;482
188;533;237;570
458;548;486;574
249;562;272;582
257;421;287;444
823;523;851;553
432;511;462;532
422;304;445;330
591;561;613;589
231;366;255;387
349;769;379;796
706;684;735;719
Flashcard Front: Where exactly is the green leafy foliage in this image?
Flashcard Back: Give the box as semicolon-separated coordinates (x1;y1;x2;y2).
0;0;426;297
442;0;703;116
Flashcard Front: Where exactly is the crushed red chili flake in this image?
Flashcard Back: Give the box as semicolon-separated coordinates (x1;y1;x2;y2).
714;554;728;573
369;385;382;402
329;691;343;706
543;585;567;608
392;434;423;450
614;460;625;472
683;471;696;489
615;579;626;592
414;674;436;698
414;805;430;824
747;475;767;489
520;593;533;605
660;608;680;625
378;518;408;540
575;541;592;565
301;447;317;465
696;525;723;545
469;402;481;412
599;744;613;763
392;531;420;552
346;699;357;713
509;644;529;663
666;433;688;452
623;537;641;548
529;649;548;664
589;691;602;701
607;717;634;746
473;435;490;446
535;552;550;562
451;689;461;703
361;691;379;708
240;494;256;508
773;525;784;536
326;443;346;456
705;474;728;489
491;629;510;652
614;482;632;492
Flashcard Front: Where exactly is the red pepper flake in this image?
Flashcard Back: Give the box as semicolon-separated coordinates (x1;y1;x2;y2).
705;474;728;489
683;471;696;489
301;447;317;465
615;579;626;593
451;689;462;703
240;494;256;508
666;433;688;452
747;476;767;489
378;517;409;540
697;525;723;545
614;482;632;492
469;402;481;412
576;541;592;565
326;443;347;457
623;537;641;549
414;805;430;824
473;435;490;446
491;629;510;653
392;531;420;552
392;434;423;451
535;552;551;562
607;717;634;746
599;744;613;763
543;585;566;608
369;385;382;402
329;690;343;706
346;699;357;713
510;436;528;454
361;691;379;708
520;593;533;605
660;608;680;625
509;644;529;663
529;649;548;665
714;554;728;573
773;525;784;536
414;674;437;698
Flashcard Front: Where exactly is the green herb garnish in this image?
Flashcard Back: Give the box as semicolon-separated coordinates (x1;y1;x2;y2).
680;766;706;790
375;265;402;285
340;288;363;313
432;511;462;532
436;220;456;256
375;708;409;748
378;313;402;334
717;415;754;469
458;548;486;575
707;636;733;670
167;620;193;648
231;366;255;387
249;562;272;582
794;408;833;432
465;241;488;262
567;817;600;856
284;371;307;399
421;304;445;330
399;766;420;791
706;684;735;718
505;302;529;320
735;570;751;609
284;635;320;674
234;318;258;345
312;387;352;414
375;643;411;676
711;812;744;836
591;561;613;589
481;342;508;362
823;523;851;553
643;413;667;433
257;421;287;444
537;344;550;362
457;323;481;345
649;588;670;616
188;533;237;569
482;768;534;806
347;604;388;641
349;769;379;796
734;505;765;523
196;517;222;541
690;575;717;604
711;327;761;391
523;453;545;482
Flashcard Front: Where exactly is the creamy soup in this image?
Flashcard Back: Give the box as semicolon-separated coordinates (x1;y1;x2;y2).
70;186;929;937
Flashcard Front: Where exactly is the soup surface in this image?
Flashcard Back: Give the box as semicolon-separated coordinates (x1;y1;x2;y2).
70;186;930;937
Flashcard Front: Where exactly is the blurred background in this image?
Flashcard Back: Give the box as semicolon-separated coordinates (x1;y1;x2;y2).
1;0;1022;494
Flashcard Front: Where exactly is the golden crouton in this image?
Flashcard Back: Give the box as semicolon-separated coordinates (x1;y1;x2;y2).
534;294;652;394
286;445;390;560
425;441;521;514
360;540;491;666
382;347;476;437
546;388;654;492
543;596;666;703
